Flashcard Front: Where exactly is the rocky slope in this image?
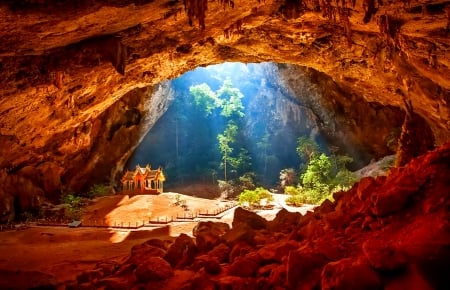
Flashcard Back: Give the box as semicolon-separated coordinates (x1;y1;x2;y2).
58;142;449;290
0;1;449;217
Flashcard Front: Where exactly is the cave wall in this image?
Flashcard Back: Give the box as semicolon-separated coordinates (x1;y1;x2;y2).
0;0;449;217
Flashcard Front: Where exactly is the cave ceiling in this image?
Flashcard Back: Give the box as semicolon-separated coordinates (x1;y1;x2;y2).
0;0;449;202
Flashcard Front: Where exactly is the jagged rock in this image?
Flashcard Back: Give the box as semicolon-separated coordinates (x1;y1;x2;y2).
228;256;259;277
229;242;253;263
164;233;198;269
193;221;230;252
232;207;268;230
190;275;216;290
216;276;249;289
370;184;420;216
127;242;166;266
222;223;255;247
257;240;300;263
191;255;221;275
287;251;328;290
94;261;120;277
134;256;174;283
321;258;381;290
208;242;230;263
268;208;302;232
76;269;104;284
362;239;407;271
396;100;435;167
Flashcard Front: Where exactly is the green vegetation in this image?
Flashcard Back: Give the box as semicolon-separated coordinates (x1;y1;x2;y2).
61;192;84;221
86;183;110;198
190;79;251;187
285;138;359;205
238;187;273;208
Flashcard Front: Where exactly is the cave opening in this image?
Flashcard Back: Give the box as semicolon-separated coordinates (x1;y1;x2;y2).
125;62;398;195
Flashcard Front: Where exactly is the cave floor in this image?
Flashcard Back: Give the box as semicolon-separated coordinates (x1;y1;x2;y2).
0;193;313;285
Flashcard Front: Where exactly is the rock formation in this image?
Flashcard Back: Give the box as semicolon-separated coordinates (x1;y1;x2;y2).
0;1;449;215
62;143;450;290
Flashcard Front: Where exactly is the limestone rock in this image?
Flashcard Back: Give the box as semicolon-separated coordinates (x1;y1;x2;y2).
193;221;230;252
362;239;407;271
127;242;166;266
321;258;381;290
268;208;302;232
232;207;268;230
208;243;230;264
287;251;328;290
228;256;259;278
164;233;198;269
134;256;174;283
257;240;300;263
222;223;255;247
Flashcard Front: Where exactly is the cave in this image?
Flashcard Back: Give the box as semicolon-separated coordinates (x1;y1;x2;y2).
0;0;449;289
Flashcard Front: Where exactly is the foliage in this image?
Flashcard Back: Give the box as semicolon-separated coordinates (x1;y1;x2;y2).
296;136;320;163
189;83;221;116
286;138;360;206
238;187;273;208
86;183;110;198
238;172;256;191
216;79;245;118
61;192;83;221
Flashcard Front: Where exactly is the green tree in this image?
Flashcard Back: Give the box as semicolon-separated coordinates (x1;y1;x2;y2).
189;83;221;116
296;136;320;163
218;122;238;181
301;153;332;197
257;132;271;178
216;79;244;118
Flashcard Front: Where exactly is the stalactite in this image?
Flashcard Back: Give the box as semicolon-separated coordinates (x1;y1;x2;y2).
184;0;208;30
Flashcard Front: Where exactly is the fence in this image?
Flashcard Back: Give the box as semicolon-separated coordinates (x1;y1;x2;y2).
198;203;236;217
0;203;238;232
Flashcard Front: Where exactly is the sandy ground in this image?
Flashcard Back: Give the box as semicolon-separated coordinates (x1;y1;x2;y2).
0;192;313;286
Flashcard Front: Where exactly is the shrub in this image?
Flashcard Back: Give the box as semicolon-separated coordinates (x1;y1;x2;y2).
238;187;273;208
61;192;83;221
87;184;110;198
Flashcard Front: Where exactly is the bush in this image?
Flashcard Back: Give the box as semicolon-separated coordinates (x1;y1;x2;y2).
238;187;273;208
61;192;83;221
87;184;110;198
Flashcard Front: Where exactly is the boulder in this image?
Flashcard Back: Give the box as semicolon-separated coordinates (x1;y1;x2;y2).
208;243;230;263
268;208;302;232
321;258;381;290
228;256;259;277
134;256;174;283
191;255;222;275
232;207;268;230
127;242;166;266
76;269;104;284
193;221;230;252
362;239;407;271
222;223;255;247
257;240;300;263
229;242;253;263
287;250;327;290
164;233;198;268
371;184;419;216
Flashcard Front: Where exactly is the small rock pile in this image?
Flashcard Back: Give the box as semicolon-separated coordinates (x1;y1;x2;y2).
67;143;450;290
